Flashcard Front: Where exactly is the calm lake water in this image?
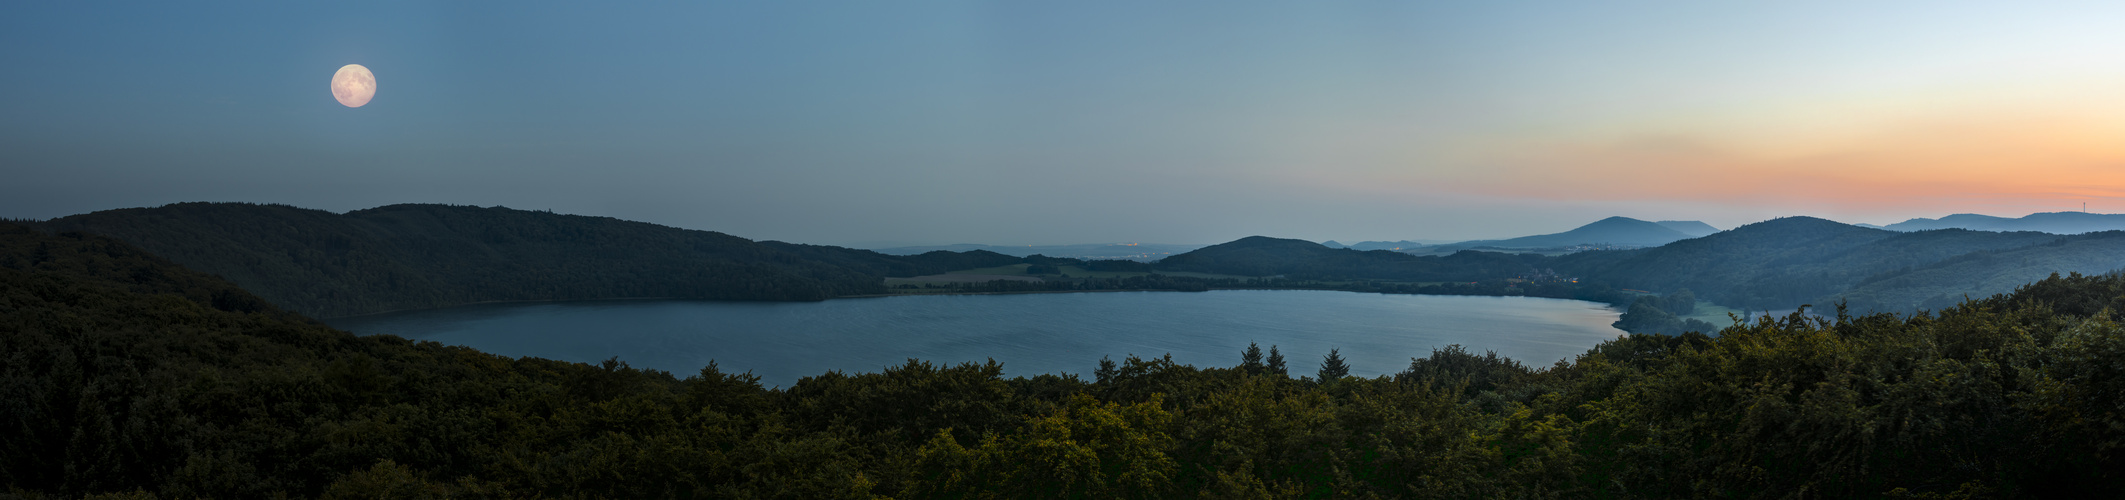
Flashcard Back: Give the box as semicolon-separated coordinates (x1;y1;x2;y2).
328;290;1624;387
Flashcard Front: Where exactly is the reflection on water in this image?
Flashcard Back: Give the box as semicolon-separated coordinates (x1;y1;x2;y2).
329;290;1624;387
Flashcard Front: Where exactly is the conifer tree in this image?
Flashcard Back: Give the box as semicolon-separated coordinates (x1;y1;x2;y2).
1265;345;1287;376
1095;355;1117;384
1240;342;1264;374
1318;348;1350;382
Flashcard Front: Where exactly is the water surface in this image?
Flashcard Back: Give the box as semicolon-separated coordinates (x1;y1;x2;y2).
330;290;1623;387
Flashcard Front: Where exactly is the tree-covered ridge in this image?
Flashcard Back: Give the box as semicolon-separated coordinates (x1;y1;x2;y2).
32;203;1024;317
1838;230;2125;312
6;218;2125;498
1154;235;1550;282
1555;218;2062;309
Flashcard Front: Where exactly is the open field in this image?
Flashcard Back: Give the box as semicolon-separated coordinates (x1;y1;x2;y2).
1052;265;1146;279
1683;301;1755;329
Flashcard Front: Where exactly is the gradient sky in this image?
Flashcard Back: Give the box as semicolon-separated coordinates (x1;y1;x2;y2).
5;1;2123;247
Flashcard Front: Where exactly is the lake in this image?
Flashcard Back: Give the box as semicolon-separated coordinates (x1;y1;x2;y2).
327;290;1624;387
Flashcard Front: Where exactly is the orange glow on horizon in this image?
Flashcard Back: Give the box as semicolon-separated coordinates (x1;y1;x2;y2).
1406;109;2125;212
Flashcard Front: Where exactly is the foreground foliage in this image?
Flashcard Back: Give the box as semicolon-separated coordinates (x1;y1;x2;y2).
4;224;2124;498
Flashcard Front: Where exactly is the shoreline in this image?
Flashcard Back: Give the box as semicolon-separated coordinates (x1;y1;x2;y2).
326;286;1625;320
322;296;692;320
837;289;1198;299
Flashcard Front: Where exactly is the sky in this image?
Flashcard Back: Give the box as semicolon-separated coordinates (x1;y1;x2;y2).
4;1;2123;247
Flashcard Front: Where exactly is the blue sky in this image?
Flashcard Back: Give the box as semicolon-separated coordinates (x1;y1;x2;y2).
6;1;2123;246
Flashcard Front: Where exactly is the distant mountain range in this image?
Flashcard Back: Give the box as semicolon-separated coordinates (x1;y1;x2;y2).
1867;212;2125;234
1424;217;1719;252
870;242;1205;261
1320;217;1720;253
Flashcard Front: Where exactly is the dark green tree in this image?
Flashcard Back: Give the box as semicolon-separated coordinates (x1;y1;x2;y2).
1265;345;1287;376
1662;288;1698;315
1239;342;1264;374
1318;348;1350;382
1095;355;1117;384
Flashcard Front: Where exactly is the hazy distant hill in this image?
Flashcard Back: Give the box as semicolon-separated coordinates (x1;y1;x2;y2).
1324;218;1716;253
1440;216;1702;250
1654;220;1720;237
1880;212;2125;234
1154;236;1546;281
36;203;1014;317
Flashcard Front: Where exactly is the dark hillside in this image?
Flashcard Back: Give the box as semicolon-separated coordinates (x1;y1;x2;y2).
759;241;1023;277
1556;218;2062;309
1155;236;1546;281
0;220;952;498
1553;217;1890;307
36;203;907;317
0;222;279;315
1841;231;2125;312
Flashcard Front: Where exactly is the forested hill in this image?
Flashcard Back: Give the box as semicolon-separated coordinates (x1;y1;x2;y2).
1553;216;2065;309
1154;235;1549;281
33;203;1018;317
9;212;2125;497
1838;230;2125;312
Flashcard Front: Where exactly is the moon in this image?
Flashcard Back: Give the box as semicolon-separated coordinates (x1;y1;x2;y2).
330;64;376;108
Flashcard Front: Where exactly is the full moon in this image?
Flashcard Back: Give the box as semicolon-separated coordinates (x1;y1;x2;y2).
330;64;376;108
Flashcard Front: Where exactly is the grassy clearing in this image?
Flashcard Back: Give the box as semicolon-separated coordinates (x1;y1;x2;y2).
1684;301;1756;328
1051;266;1144;279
